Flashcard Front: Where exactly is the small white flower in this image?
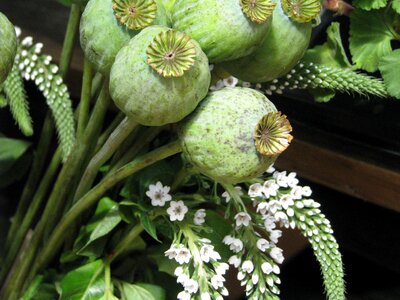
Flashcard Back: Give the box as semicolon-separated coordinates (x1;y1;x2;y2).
228;255;241;268
263;214;277;231
165;244;179;259
257;202;269;215
248;183;264;198
193;208;206;225
270;247;284;264
211;274;225;289
146;181;172;207
177;291;191;300
280;195;294;210
177;273;190;285
261;262;273;274
269;230;282;244
273;171;289;188
215;263;229;275
175;247;192;265
287;172;299;188
222;235;234;245
274;211;289;228
242;260;254;273
167;200;188;222
252;273;259;285
229;238;244;253
273;265;280;274
174;266;184;277
262;180;279;198
266;164;276;173
209;80;224;91
208;64;214;71
234;212;252;227
223;76;239;87
200;244;220;263
221;287;229;296
256;238;270;252
291;186;303;199
15;26;22;38
302;186;312;197
201;293;211;300
184;278;199;294
267;200;282;214
237;271;246;281
221;186;243;203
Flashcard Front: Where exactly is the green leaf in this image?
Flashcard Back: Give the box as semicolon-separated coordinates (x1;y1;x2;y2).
304;22;351;68
349;9;397;72
309;89;337;103
136;283;166;300
353;0;387;10
393;0;400;14
60;260;105;300
0;150;31;188
0;137;30;175
379;49;400;98
204;210;231;260
74;198;122;257
21;275;44;300
117;282;165;300
98;291;119;300
140;213;160;242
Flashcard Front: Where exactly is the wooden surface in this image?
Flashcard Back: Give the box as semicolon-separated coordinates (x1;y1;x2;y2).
276;139;400;212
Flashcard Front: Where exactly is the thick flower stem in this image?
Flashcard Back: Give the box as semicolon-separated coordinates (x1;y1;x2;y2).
74;116;139;201
1;82;111;300
77;58;93;140
27;140;182;287
3;113;54;256
0;149;61;285
0;6;82;298
109;126;164;172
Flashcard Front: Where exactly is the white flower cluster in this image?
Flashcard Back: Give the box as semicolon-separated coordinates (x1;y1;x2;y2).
146;182;191;222
209;76;239;91
166;238;229;300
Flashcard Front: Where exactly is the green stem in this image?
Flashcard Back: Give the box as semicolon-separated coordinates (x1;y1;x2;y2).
0;149;61;284
74;117;139;201
77;59;93;140
109;126;164;172
59;4;81;78
110;223;145;261
1;82;111;300
43;81;111;239
3;113;54;256
95;112;125;152
221;183;247;212
31;141;182;280
171;167;192;192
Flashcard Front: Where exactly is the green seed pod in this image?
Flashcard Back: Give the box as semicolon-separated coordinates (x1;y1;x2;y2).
179;87;292;184
223;2;315;83
110;25;211;126
171;0;275;63
80;0;169;74
0;13;17;85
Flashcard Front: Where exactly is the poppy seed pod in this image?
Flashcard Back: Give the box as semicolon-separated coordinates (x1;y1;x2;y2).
223;1;317;83
80;0;169;74
179;87;293;184
171;0;275;63
109;25;211;126
0;12;17;85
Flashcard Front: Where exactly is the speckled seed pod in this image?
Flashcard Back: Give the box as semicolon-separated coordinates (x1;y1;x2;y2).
80;0;169;74
110;25;211;126
0;13;17;85
179;87;293;184
223;2;313;83
171;0;275;63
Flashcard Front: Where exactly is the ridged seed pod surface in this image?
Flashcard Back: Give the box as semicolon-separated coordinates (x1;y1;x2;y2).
171;0;272;63
110;25;211;126
179;87;277;184
80;0;169;74
223;3;312;83
0;12;17;85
